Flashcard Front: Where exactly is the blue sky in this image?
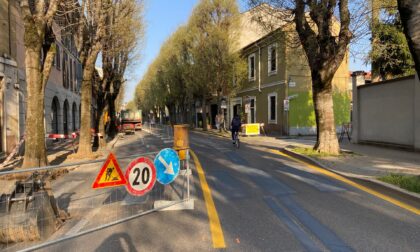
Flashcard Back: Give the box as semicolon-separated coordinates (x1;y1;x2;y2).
124;0;369;102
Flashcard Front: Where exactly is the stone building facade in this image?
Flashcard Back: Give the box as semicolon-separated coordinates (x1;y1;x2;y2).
0;0;82;155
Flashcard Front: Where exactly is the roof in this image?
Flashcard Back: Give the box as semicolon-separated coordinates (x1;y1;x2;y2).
235;4;291;52
234;5;281;51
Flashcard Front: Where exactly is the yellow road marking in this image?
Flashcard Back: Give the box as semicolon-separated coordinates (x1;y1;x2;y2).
190;150;226;248
272;149;420;216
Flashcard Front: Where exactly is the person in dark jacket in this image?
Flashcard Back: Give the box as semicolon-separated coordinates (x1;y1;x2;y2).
231;115;242;143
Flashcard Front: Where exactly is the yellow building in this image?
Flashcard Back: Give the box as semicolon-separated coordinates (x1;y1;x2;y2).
230;27;350;135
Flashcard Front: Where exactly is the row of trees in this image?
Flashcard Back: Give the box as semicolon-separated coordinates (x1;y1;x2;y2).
135;0;246;130
135;0;420;155
136;0;352;154
21;0;143;168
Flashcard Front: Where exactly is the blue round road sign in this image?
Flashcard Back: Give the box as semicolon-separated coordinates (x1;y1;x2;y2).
154;148;180;185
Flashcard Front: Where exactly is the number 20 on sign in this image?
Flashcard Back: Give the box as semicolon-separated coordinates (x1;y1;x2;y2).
125;157;157;196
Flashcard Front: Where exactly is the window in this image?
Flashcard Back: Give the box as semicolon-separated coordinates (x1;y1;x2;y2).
70;59;73;91
73;61;77;91
268;92;277;124
248;53;256;81
62;53;67;89
56;45;61;70
250;98;256;123
268;44;277;75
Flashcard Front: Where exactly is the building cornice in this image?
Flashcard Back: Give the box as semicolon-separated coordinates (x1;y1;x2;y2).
0;57;17;67
237;80;286;94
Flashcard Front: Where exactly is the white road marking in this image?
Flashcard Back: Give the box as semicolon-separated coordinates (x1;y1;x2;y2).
279;171;346;192
65;207;101;236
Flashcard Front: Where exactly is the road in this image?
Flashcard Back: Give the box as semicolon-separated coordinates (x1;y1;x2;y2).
14;128;420;251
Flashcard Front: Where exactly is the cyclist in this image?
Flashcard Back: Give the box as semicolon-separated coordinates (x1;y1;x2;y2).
231;115;242;144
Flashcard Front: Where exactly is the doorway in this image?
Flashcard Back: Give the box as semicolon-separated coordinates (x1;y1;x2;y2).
72;102;77;131
210;104;218;128
63;100;69;135
51;97;60;134
233;104;241;117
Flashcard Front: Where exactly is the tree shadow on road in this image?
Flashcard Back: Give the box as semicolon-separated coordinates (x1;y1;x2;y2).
56;192;76;213
94;232;138;252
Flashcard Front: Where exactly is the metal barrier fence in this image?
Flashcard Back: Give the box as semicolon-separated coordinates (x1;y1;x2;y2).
143;122;174;143
0;127;192;251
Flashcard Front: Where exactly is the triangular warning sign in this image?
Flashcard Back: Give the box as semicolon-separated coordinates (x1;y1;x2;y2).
92;152;127;189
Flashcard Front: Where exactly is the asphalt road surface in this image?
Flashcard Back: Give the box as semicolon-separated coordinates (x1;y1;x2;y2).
14;128;420;252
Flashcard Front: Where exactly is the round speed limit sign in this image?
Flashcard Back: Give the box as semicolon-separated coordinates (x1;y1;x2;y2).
125;157;156;196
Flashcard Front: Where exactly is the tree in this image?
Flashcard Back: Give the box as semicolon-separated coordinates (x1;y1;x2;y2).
397;0;420;77
74;0;109;157
249;1;352;154
371;19;415;79
370;0;415;80
134;0;243;129
188;0;242;130
20;0;66;168
95;0;143;147
125;100;137;111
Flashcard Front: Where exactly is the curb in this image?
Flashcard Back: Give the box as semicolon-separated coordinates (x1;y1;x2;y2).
191;129;229;139
282;147;420;201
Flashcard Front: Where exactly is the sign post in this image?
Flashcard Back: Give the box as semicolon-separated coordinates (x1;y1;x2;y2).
284;99;290;111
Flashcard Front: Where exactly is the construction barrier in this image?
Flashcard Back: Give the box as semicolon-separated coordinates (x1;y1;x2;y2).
0;127;193;251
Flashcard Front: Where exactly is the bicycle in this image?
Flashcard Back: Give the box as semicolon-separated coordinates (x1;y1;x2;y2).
233;131;240;149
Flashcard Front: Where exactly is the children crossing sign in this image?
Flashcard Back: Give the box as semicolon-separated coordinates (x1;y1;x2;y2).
92;152;127;189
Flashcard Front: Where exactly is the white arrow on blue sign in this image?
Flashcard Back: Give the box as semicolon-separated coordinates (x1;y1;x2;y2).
154;148;180;185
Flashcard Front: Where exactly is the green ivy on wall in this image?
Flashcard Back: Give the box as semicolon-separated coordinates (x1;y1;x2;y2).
288;91;351;127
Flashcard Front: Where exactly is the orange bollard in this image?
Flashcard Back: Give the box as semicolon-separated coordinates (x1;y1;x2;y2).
173;124;189;160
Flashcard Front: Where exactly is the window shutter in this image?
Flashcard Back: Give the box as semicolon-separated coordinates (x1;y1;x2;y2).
268;46;271;74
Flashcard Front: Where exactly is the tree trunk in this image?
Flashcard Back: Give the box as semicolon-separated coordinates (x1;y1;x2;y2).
22;47;48;168
93;104;105;148
202;97;207;131
189;102;195;128
217;93;223;132
107;95;118;138
77;55;97;156
312;83;340;155
92;108;99;148
398;0;420;77
182;104;188;124
172;105;177;125
98;107;107;149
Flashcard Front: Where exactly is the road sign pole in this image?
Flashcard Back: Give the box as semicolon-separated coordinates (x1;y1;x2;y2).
187;149;190;200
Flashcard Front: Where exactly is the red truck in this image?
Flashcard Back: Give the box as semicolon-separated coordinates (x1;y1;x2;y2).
120;109;142;134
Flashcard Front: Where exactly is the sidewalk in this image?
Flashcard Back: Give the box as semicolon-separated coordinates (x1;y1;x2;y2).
195;128;420;178
259;136;420;177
